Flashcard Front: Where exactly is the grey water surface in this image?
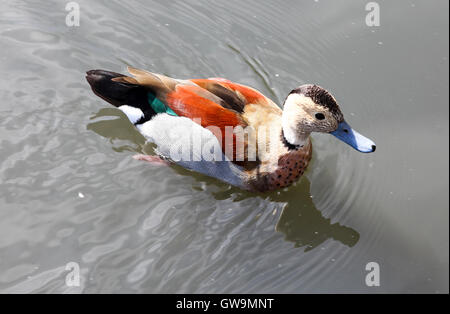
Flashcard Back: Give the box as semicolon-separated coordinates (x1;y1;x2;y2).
0;0;448;293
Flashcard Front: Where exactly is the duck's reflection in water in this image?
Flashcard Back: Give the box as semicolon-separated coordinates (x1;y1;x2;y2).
273;179;359;250
211;177;360;251
87;108;147;152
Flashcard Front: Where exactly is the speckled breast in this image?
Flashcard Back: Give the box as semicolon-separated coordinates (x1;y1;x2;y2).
249;142;313;192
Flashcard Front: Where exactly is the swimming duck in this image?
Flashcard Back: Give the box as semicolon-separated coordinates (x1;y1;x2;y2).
86;67;375;192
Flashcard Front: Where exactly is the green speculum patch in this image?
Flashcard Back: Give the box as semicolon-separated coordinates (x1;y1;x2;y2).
148;92;177;116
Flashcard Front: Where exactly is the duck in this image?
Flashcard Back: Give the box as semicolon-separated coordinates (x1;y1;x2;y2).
86;67;376;192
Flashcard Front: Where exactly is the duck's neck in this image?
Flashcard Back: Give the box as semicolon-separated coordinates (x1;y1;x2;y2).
281;124;310;148
281;96;311;148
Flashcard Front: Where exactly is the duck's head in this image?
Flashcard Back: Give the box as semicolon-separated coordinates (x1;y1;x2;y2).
281;84;376;153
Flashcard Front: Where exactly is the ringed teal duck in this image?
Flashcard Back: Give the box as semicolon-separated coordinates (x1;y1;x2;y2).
86;67;375;192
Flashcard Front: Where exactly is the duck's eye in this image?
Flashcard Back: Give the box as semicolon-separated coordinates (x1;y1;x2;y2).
315;113;325;120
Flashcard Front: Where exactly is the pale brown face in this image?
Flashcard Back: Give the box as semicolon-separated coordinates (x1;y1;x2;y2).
282;84;376;153
283;92;342;133
281;85;344;146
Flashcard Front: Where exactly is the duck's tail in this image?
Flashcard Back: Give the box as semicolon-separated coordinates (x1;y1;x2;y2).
86;69;156;124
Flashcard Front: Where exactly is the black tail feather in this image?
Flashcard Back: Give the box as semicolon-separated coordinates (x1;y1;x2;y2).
86;70;156;123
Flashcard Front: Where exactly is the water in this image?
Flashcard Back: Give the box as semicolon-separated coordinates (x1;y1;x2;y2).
0;0;448;293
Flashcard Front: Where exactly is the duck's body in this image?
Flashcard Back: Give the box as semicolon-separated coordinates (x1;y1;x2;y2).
86;67;375;192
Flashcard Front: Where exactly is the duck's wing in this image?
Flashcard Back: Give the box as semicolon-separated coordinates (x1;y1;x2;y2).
190;78;279;112
112;68;243;119
116;68;279;117
107;67;263;164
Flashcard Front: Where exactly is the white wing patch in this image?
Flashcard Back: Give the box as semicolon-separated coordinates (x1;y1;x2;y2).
137;114;220;161
119;105;144;124
136;114;245;188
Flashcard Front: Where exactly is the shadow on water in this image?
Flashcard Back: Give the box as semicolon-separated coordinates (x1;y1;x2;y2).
87;109;360;252
212;178;360;251
87;108;148;152
273;180;359;251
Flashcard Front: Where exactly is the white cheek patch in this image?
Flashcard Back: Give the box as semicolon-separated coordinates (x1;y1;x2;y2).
119;105;144;124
